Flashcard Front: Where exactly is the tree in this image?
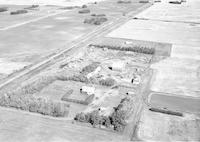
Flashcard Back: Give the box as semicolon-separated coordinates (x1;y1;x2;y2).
102;116;111;128
74;112;86;122
110;109;127;132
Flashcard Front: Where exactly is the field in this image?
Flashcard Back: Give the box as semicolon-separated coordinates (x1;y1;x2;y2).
1;0;199;141
149;93;200;114
107;0;200;98
0;0;146;78
0;107;126;142
137;109;200;141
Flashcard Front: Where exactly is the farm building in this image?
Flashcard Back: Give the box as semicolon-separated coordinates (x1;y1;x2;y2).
109;61;126;71
131;75;141;84
80;86;95;95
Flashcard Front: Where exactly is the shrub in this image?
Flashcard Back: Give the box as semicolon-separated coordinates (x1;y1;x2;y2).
117;0;131;3
99;78;115;86
74;108;126;131
74;112;87;122
10;9;28;15
89;110;101;127
169;1;181;4
102;116;111;127
139;0;149;3
82;5;87;8
110;109;127;132
78;9;90;14
0;7;8;12
24;5;39;10
91;13;106;17
68;75;89;83
81;62;100;74
59;6;78;10
84;17;108;25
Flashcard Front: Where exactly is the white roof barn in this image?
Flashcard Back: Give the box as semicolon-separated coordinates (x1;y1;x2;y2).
110;61;126;71
81;86;95;95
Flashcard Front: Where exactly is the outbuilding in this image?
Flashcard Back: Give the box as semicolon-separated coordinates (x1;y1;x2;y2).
109;61;126;71
80;86;95;95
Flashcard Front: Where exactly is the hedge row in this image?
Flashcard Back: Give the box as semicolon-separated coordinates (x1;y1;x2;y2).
84;17;108;25
99;78;116;86
59;6;80;10
81;62;100;75
117;0;131;4
149;108;183;116
0;93;69;117
24;5;39;10
91;14;106;17
61;94;94;105
89;44;155;55
78;9;90;14
10;10;28;15
0;7;8;12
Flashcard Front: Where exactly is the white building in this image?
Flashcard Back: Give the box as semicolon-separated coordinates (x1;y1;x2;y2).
81;86;95;95
109;61;126;71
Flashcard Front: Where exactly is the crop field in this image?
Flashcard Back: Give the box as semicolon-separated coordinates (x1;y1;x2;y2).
0;0;148;79
149;93;200;114
137;109;200;141
0;107;127;142
2;0;199;141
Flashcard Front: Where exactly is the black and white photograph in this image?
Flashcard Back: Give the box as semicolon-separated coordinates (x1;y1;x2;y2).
0;0;199;141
